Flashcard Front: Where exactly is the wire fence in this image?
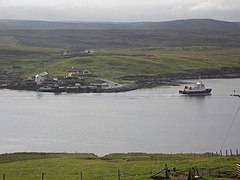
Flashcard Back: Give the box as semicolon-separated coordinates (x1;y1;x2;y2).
0;151;239;180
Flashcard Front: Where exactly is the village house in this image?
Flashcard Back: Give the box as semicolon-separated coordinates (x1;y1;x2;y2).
67;68;93;77
90;79;108;88
67;69;78;77
63;50;95;58
35;72;57;85
85;50;95;55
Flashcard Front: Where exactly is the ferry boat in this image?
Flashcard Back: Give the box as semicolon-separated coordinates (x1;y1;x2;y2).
179;80;212;96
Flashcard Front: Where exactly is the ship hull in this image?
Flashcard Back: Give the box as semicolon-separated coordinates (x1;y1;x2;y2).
179;88;212;96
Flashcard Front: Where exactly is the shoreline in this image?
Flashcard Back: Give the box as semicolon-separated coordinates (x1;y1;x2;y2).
1;73;240;93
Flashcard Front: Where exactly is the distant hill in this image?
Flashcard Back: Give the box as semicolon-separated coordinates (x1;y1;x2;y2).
1;19;240;49
131;19;240;31
0;19;240;31
0;19;127;30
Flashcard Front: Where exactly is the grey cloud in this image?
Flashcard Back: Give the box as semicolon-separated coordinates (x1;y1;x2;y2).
0;0;239;21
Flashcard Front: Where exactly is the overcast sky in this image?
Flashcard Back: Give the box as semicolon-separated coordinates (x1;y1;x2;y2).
0;0;239;22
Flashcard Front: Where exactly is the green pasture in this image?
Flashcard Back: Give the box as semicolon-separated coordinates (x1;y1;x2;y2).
0;153;239;180
0;35;240;81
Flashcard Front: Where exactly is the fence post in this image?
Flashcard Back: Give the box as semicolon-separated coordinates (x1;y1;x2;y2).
118;169;121;180
237;149;239;156
164;164;169;179
220;150;222;156
3;174;5;180
42;173;44;180
187;168;194;180
187;169;191;180
80;171;82;180
230;149;233;156
150;165;153;175
226;149;228;156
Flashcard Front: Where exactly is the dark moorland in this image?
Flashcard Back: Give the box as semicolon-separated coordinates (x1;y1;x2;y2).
1;19;240;49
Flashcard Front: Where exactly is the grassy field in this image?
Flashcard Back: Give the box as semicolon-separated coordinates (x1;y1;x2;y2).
0;152;239;180
0;35;63;76
1;37;240;81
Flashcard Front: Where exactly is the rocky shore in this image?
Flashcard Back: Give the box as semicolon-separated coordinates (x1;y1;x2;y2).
1;70;240;94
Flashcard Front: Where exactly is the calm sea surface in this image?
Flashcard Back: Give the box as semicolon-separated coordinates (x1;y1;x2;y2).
0;78;240;155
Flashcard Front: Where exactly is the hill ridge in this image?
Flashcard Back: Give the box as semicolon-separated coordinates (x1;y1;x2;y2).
0;19;240;31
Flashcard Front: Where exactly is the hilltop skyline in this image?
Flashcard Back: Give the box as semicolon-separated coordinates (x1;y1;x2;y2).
0;0;239;22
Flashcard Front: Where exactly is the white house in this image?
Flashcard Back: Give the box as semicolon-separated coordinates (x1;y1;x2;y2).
35;72;49;85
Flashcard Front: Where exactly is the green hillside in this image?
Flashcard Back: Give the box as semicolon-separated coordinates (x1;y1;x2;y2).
0;20;240;82
1;38;240;81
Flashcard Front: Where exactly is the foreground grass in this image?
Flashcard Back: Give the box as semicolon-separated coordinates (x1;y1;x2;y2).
0;153;239;180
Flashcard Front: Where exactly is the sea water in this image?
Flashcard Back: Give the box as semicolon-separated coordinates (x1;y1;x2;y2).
0;78;239;155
